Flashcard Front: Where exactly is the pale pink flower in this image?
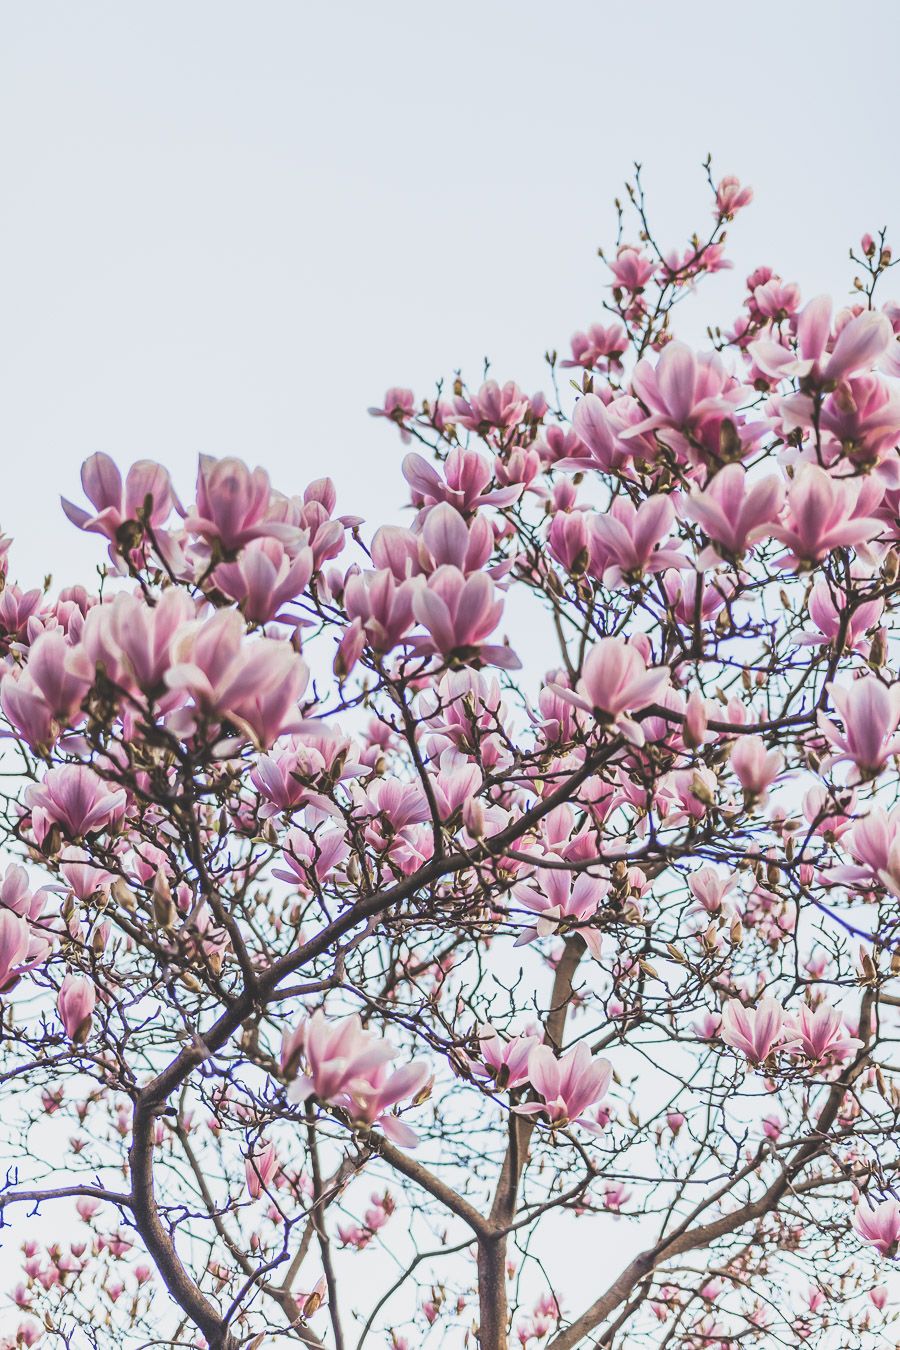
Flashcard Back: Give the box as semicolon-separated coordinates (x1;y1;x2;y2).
470;1025;540;1092
57;974;96;1043
786;1003;862;1067
61;452;174;545
26;765;127;847
818;676;900;778
514;1042;612;1131
551;637;669;746
166;609;309;748
730;735;783;798
771;466;884;567
411;566;520;669
589;494;685;586
513;861;607;958
682;465;783;563
720;997;793;1066
854;1196;900;1257
245;1141;279;1198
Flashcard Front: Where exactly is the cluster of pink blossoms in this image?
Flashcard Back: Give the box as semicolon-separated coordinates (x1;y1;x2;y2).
2;170;900;1349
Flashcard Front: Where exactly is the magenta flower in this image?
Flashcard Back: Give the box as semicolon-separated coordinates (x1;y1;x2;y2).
785;1003;862;1067
61;452;174;545
470;1025;541;1092
551;638;669;746
411;566;520;669
26;765;127;847
771;465;884;567
682;464;783;563
57;974;96;1043
514;1042;612;1131
720;997;794;1066
854;1196;900;1257
818;676;900;779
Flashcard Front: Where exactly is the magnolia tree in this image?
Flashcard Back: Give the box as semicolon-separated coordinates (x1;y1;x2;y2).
3;165;900;1350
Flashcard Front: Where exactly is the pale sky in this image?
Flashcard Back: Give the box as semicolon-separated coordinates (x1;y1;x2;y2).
3;2;900;587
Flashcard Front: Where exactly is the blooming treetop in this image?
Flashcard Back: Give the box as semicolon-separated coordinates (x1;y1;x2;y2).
1;164;900;1350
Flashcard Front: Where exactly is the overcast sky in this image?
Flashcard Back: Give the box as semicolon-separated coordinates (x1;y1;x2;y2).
2;2;900;588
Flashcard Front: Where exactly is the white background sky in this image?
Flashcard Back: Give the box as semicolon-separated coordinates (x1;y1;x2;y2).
2;4;900;1343
3;2;900;587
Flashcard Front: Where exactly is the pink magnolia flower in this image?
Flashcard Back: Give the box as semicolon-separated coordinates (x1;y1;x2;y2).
411;566;520;669
817;676;900;778
688;866;735;914
452;379;530;431
0;910;32;992
57;974;96;1043
752;297;892;387
513;861;608;958
77;589;196;697
420;502;493;576
771;465;884;567
608;245;654;291
786;1003;862;1067
166;609;310;748
551;638;670;746
589;494;685;586
288;1011;396;1105
797;580;883;653
368;387;415;439
61;452;174;545
183;455;303;552
245;1141;278;1198
344;569;418;653
854;1196;900;1257
682;465;783;563
569;394;632;474
286;1011;429;1146
25;765;127;846
514;1042;612;1131
402;447;521;515
560;322;627;371
470;1025;541;1092
214;538;314;626
715;176;753;218
720;997;793;1066
730;735;783;798
623;343;756;466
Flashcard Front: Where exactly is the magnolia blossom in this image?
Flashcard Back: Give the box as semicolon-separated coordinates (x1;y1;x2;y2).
786;1003;862;1067
552;638;670;746
818;676;900;778
57;974;96;1043
720;997;794;1066
514;1042;612;1131
286;1011;430;1146
513;861;607;958
854;1196;900;1257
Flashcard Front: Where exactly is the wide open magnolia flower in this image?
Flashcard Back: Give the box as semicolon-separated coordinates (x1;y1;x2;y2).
514;1042;612;1132
286;1011;430;1146
513;859;607;958
550;637;669;746
818;675;900;779
853;1196;900;1257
